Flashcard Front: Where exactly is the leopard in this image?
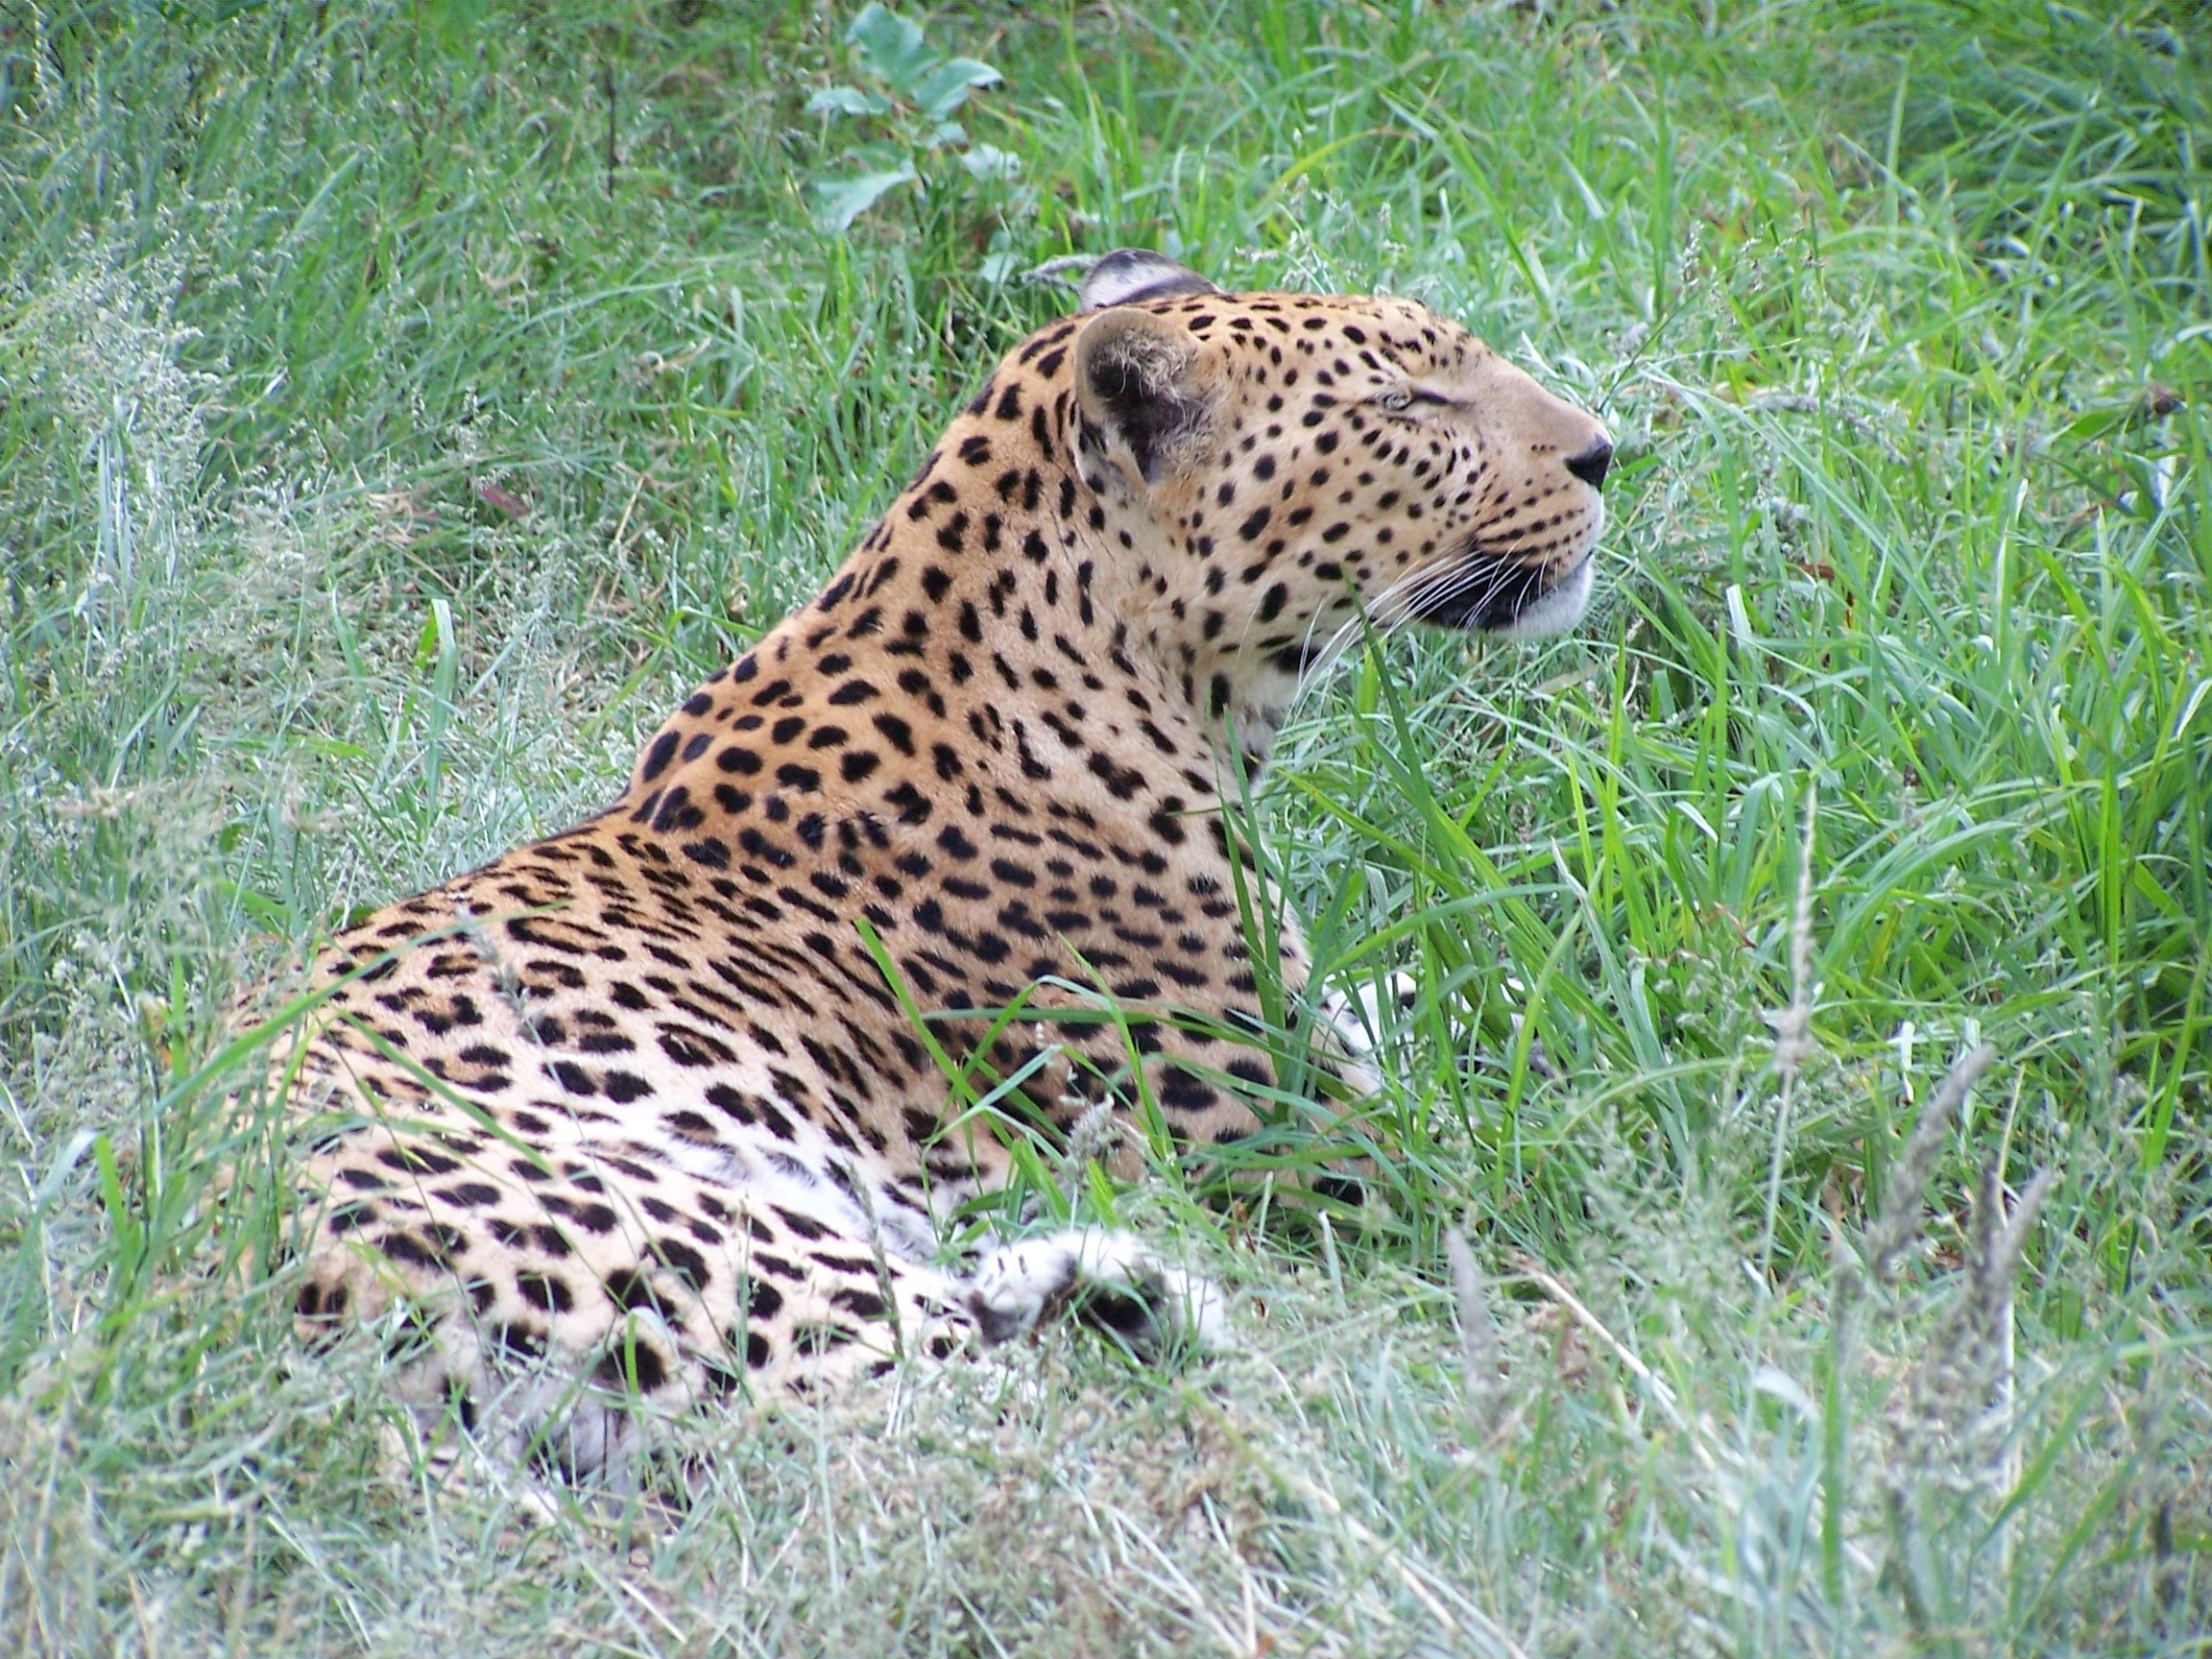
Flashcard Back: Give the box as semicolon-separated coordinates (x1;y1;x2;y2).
258;250;1612;1479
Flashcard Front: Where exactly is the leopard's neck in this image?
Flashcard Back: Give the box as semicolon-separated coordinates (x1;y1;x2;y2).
616;373;1286;846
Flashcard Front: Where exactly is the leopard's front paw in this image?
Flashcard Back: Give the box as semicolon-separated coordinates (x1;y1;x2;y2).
965;1228;1230;1355
1318;970;1422;1093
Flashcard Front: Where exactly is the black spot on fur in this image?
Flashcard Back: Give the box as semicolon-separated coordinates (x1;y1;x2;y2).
640;731;681;781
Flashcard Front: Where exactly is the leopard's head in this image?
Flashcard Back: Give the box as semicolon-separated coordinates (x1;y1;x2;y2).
1064;252;1611;744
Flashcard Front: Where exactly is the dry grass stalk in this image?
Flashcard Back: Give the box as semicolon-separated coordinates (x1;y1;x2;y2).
1444;1227;1503;1431
1510;1254;1714;1468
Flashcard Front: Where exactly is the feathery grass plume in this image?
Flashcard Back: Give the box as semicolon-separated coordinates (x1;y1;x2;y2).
1874;1153;2062;1640
1759;781;1820;1278
1887;1158;2058;1484
1768;781;1821;1084
1863;1043;1998;1289
1845;1045;2060;1636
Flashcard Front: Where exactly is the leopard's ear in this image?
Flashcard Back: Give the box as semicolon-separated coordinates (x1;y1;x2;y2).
1076;249;1221;312
1072;307;1215;487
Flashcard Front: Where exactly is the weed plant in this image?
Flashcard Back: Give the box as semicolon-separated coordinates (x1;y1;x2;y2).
1;2;2206;1653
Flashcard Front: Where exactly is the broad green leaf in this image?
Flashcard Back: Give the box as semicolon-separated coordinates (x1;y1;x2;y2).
847;4;929;93
813;163;917;231
911;57;1001;122
805;84;887;118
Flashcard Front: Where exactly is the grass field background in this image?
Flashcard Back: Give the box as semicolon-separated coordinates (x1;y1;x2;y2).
3;1;2208;1651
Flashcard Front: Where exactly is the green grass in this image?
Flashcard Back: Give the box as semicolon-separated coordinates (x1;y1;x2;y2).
3;0;2208;1651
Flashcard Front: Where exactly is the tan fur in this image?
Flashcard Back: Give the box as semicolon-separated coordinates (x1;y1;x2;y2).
254;262;1609;1473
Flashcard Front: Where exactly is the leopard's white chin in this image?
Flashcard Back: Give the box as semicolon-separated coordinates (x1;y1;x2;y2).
1500;552;1596;640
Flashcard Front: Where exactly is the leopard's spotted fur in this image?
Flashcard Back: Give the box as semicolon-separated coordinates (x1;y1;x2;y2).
262;252;1610;1476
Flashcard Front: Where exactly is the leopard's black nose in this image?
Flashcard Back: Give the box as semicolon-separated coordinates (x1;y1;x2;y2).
1565;438;1614;489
